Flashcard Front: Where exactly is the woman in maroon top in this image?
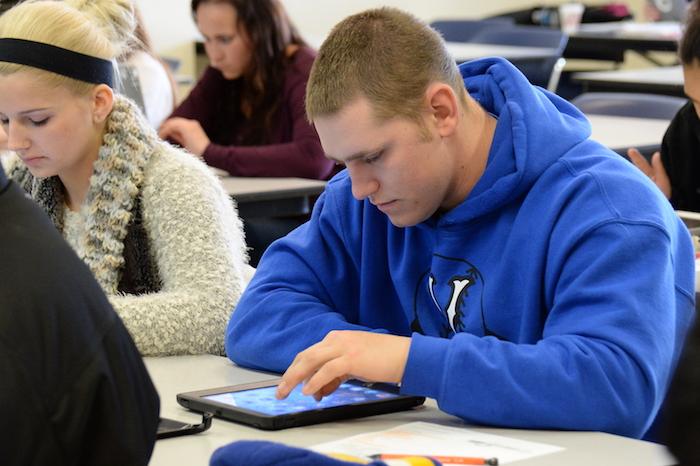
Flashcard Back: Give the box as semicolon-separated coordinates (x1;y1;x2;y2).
159;0;333;179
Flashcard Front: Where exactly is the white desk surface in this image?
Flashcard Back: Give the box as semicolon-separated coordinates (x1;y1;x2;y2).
573;65;683;86
146;355;674;466
587;114;669;151
444;42;556;62
217;176;327;199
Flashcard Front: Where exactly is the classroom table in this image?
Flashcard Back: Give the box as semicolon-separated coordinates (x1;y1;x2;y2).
572;65;683;97
586;114;670;152
565;21;680;63
218;175;327;218
146;355;676;466
443;42;558;63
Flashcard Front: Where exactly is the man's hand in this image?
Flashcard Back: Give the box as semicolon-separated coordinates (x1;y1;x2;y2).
275;330;411;401
158;117;210;157
627;148;672;199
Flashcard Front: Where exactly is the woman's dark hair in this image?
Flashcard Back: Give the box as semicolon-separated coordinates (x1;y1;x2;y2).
680;0;700;65
192;0;305;144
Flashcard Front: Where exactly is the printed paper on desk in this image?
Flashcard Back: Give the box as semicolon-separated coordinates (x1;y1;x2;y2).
312;421;564;465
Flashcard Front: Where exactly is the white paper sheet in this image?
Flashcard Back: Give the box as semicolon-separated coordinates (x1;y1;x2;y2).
312;421;564;465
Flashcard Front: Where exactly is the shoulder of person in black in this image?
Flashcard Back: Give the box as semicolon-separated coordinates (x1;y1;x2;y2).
665;312;700;465
0;166;160;466
661;101;700;212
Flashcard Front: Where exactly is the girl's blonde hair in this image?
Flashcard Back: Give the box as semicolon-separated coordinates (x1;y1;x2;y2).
0;0;136;95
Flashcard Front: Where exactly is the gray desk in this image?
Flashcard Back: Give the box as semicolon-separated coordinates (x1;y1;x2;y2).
218;176;327;218
586;114;670;152
573;65;684;96
566;21;680;64
146;355;675;466
444;42;557;63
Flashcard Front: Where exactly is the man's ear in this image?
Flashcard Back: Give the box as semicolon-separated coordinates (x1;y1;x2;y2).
91;84;114;124
425;82;460;138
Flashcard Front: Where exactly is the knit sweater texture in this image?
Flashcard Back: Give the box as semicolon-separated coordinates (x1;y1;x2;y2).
5;96;247;356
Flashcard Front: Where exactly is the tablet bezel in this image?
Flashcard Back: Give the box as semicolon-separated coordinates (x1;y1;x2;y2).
176;379;425;430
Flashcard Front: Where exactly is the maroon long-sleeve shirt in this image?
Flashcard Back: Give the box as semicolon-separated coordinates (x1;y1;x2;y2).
170;46;333;179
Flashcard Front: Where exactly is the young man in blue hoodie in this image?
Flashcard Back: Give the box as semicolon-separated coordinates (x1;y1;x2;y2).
226;7;696;438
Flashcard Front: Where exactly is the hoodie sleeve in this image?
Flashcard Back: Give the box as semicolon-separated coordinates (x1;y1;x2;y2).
227;183;376;372
401;220;694;438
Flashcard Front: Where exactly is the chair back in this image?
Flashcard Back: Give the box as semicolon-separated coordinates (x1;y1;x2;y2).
571;92;686;119
470;24;568;90
572;92;685;159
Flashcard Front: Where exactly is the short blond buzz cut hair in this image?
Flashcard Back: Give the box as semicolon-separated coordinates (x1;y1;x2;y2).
305;7;466;126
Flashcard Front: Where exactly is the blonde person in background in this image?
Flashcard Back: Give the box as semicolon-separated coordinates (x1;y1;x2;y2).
0;0;248;356
121;5;176;128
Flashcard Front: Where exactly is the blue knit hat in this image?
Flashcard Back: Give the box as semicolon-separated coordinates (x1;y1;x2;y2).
210;440;442;466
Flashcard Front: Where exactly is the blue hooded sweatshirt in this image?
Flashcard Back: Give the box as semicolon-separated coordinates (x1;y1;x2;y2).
227;58;695;438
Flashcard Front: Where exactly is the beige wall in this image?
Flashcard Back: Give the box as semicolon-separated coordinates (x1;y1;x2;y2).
136;0;648;78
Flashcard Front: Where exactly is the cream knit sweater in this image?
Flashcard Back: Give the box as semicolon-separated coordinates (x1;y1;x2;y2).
4;96;248;356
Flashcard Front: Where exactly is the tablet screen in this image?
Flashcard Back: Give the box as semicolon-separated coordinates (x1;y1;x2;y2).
203;382;401;416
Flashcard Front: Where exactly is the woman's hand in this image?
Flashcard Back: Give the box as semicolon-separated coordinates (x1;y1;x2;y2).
627;148;671;199
158;117;211;158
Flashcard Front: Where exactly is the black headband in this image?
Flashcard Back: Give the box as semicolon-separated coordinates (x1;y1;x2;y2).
0;38;114;87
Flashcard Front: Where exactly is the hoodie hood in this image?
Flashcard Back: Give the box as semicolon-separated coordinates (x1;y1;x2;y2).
441;57;591;224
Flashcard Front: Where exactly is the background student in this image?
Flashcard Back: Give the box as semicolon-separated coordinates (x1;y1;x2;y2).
0;163;159;465
159;0;333;180
628;0;700;212
0;1;175;129
122;5;177;129
0;0;248;356
227;7;694;439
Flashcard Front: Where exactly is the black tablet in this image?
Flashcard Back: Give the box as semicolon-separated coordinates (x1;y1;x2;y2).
176;379;425;430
